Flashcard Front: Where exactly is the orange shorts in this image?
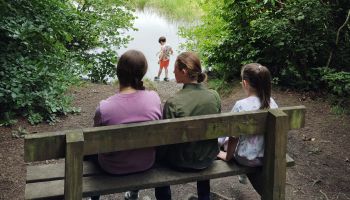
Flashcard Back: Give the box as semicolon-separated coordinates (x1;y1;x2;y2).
159;59;170;69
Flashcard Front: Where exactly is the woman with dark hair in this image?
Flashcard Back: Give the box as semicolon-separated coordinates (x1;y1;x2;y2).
91;50;162;200
155;52;221;200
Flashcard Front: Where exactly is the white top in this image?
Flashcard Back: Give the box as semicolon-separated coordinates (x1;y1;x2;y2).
159;44;172;60
232;96;278;161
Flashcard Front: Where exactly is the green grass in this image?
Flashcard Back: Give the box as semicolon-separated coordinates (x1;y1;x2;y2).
129;0;203;22
331;104;348;115
207;79;237;97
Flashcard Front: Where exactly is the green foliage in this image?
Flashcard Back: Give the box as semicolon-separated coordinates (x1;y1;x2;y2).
207;79;235;97
0;0;135;125
179;0;229;70
86;50;117;83
331;105;348;115
181;0;350;112
320;68;350;97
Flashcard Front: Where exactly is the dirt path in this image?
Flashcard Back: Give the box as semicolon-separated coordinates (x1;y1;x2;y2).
0;81;349;200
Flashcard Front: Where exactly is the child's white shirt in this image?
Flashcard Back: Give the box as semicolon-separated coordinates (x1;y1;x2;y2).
159;44;172;60
218;96;278;162
233;96;278;160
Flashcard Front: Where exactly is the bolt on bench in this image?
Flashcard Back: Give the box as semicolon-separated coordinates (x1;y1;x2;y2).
24;106;305;200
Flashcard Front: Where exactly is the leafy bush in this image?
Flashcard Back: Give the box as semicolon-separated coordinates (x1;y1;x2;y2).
320;68;350;97
180;0;350;112
0;0;135;125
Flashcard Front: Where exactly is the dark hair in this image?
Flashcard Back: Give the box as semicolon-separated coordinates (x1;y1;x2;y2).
158;36;166;43
116;50;147;90
241;63;271;109
175;52;207;83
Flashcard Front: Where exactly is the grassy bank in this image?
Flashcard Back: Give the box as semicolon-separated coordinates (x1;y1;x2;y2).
129;0;203;21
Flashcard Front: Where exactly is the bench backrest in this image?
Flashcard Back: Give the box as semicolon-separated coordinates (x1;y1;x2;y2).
25;106;305;162
24;106;305;200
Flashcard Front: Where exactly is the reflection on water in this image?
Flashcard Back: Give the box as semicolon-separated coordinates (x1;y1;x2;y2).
114;9;187;80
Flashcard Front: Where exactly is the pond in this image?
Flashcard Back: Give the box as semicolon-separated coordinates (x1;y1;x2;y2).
115;9;187;81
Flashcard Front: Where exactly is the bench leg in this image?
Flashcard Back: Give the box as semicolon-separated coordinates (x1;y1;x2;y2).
65;130;84;200
261;110;288;200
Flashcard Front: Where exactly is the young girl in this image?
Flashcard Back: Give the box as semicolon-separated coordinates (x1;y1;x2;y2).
91;50;162;200
217;63;278;183
155;52;221;200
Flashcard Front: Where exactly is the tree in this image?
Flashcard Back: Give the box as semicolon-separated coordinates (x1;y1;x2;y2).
0;0;135;125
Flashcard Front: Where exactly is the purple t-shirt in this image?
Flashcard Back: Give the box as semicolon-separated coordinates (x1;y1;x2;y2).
94;90;162;174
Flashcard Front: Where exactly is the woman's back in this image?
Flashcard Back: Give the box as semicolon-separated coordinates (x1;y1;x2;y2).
96;88;162;175
163;83;221;169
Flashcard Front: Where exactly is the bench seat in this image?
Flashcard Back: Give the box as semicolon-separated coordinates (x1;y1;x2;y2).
25;155;294;199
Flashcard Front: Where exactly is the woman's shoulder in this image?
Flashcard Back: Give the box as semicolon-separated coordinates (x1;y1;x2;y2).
207;88;220;96
207;89;221;103
236;96;257;105
142;90;160;99
142;89;160;96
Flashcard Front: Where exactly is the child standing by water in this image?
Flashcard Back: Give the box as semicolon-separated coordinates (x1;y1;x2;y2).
217;63;278;183
154;36;173;82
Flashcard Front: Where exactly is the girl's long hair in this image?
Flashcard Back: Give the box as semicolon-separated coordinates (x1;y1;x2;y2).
241;63;272;109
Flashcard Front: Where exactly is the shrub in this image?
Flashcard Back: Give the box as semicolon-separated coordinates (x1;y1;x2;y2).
0;0;135;125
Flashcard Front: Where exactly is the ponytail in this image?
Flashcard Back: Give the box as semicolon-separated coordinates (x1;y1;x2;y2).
197;72;207;83
241;63;271;109
176;52;206;83
131;78;145;90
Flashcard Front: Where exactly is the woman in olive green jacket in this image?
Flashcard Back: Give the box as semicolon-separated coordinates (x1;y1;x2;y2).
155;52;221;200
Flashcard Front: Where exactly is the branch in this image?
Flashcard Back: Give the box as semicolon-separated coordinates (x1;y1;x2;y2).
326;9;350;68
320;190;330;200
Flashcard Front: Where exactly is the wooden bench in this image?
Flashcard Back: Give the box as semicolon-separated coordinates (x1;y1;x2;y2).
24;106;305;200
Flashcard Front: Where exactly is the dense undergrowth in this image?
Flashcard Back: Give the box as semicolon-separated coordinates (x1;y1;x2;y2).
180;0;350;113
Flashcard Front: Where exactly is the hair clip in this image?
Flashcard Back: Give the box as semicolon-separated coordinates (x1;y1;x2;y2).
257;65;262;69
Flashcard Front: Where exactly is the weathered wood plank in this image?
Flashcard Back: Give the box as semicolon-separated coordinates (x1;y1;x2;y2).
26;154;295;183
25;159;256;199
64;130;84;200
24;106;305;162
82;111;268;155
261;109;289;200
26;161;99;183
24;131;66;162
279;105;306;129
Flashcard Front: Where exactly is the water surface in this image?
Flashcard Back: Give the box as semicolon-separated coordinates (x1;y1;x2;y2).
115;9;186;80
